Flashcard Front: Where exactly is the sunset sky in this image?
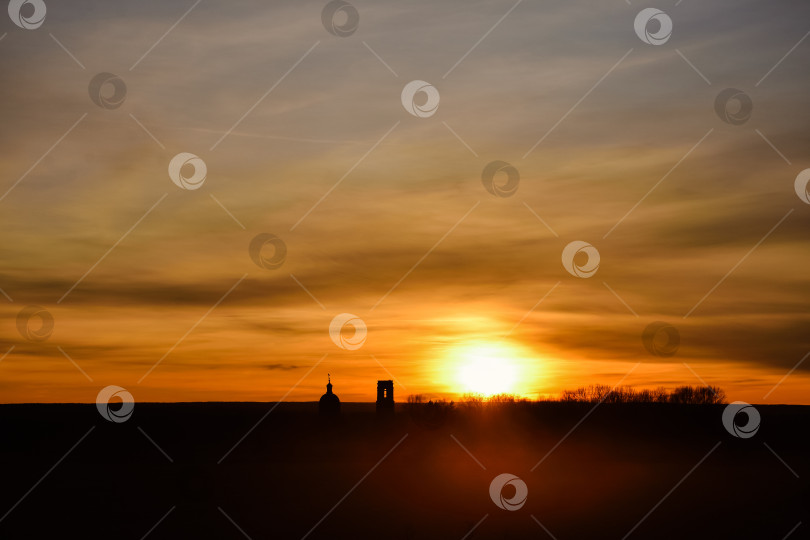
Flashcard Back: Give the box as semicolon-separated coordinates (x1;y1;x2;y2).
1;0;809;403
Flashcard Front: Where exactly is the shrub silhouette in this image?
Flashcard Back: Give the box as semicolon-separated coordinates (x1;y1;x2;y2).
406;394;455;428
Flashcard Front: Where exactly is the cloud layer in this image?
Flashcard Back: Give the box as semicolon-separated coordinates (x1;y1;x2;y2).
1;0;809;403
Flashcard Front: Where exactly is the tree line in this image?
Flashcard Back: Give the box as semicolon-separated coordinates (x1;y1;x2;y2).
407;384;726;407
557;384;726;405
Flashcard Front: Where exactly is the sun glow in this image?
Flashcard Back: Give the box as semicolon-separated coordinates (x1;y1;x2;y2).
450;342;533;397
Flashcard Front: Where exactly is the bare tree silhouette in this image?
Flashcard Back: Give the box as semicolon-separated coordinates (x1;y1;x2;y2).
560;384;726;404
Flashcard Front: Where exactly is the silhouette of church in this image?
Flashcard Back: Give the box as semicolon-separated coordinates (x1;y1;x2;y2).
318;376;394;415
318;374;340;415
376;380;394;412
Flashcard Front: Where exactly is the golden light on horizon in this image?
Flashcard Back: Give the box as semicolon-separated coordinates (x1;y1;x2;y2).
0;0;808;408
448;341;538;397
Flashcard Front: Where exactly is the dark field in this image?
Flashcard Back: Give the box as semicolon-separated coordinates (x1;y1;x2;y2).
0;402;807;539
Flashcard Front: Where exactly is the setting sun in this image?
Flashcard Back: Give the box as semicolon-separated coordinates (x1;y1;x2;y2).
450;342;530;396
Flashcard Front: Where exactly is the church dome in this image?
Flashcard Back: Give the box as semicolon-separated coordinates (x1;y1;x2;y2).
318;375;340;415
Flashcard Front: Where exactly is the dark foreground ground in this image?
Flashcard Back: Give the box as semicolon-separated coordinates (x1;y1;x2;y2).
0;402;807;539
